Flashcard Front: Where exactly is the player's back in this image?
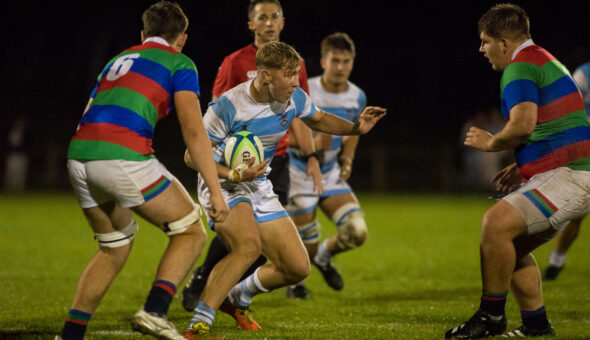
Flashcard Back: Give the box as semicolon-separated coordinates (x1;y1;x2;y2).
68;39;199;162
501;44;590;179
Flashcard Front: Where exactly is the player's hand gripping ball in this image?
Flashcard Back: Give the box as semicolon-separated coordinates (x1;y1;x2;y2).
224;131;264;171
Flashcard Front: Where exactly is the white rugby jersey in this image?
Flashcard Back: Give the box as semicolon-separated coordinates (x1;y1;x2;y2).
289;76;366;173
203;79;317;175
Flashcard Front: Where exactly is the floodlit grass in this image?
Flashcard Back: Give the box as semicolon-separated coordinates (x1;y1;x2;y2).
1;192;589;339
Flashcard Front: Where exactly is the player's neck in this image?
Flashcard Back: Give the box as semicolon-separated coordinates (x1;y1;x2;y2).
321;75;348;93
250;78;272;103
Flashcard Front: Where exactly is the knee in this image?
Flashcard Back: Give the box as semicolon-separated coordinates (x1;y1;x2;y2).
481;210;508;242
283;258;311;284
335;210;368;250
175;220;208;249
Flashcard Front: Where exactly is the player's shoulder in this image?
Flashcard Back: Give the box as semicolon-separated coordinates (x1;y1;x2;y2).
575;62;590;76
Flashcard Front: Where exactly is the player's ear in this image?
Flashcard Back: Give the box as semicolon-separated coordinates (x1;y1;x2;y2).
248;20;255;32
500;38;508;54
261;70;272;83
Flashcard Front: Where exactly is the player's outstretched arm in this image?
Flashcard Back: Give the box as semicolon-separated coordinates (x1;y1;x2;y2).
175;91;229;222
305;106;386;135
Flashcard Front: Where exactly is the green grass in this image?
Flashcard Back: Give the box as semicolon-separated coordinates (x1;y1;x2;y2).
1;192;589;339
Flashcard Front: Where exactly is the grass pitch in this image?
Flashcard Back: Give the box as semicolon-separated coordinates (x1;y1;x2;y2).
1;192;589;339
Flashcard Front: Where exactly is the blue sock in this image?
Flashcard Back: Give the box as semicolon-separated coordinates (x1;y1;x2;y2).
144;280;176;316
479;291;507;317
522;306;549;330
62;309;91;340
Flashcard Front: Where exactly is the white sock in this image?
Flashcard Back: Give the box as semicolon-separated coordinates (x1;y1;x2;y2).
314;240;332;266
549;251;566;267
228;267;269;308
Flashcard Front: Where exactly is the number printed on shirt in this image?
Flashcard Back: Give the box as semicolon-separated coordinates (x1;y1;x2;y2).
106;53;140;81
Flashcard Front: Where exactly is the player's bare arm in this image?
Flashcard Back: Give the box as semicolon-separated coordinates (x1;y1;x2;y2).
176;91;229;222
464;101;537;152
305;106;386;135
339;135;359;181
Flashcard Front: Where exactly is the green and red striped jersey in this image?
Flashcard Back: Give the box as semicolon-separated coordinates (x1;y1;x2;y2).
68;37;199;161
500;42;590;180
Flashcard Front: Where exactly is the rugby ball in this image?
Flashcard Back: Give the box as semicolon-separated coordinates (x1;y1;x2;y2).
224;131;264;170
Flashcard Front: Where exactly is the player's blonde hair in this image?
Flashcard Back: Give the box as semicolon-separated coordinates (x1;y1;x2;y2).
142;1;188;43
256;41;302;77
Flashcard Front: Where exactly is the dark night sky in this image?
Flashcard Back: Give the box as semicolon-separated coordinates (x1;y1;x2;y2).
2;1;589;191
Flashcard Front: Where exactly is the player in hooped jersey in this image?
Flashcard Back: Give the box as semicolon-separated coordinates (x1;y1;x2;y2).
542;62;590;280
287;33;368;298
446;4;590;338
182;41;386;338
59;3;228;340
181;0;322;318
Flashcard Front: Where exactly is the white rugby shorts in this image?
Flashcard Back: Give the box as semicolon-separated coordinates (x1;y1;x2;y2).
67;158;174;208
197;175;288;229
504;166;590;238
287;163;353;217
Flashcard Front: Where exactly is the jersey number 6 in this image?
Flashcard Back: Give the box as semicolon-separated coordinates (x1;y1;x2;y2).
106;53;140;81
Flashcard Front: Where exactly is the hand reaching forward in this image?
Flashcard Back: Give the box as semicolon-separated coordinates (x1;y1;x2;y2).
357;106;387;134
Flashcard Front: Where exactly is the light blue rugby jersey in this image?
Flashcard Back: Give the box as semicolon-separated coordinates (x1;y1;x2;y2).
573;62;590;116
289;76;366;173
203;79;317;176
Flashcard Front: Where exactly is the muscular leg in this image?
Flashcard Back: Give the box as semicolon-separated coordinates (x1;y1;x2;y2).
480;200;528;293
133;179;207;287
69;201;134;314
256;217;311;289
198;202;261;310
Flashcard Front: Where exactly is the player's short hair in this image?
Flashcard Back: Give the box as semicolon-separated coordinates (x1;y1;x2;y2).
478;3;530;41
142;1;188;43
248;0;283;21
256;41;302;77
321;32;356;58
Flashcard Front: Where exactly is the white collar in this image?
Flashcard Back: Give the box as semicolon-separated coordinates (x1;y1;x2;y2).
143;36;170;46
511;39;534;61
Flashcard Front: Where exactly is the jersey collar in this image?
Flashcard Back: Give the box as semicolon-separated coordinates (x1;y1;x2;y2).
143;36;170;46
511;39;534;61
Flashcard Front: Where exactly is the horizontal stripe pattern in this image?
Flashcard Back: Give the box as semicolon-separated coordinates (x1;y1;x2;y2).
96;70;170;121
501;44;590;178
154;280;176;296
72;122;153;155
70;41;199;162
518;140;590;179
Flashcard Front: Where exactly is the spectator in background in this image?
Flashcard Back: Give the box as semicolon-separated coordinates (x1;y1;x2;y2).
4;115;30;193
